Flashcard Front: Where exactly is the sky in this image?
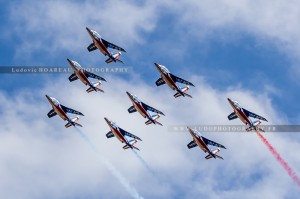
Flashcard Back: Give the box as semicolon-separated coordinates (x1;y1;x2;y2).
0;0;300;198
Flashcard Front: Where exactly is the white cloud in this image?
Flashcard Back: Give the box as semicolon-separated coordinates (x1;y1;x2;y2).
8;0;157;61
0;75;298;199
8;0;300;73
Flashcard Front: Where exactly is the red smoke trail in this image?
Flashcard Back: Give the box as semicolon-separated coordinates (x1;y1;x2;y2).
256;131;300;186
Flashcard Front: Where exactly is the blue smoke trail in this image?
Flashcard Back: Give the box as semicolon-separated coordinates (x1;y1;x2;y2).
73;127;144;199
131;149;156;177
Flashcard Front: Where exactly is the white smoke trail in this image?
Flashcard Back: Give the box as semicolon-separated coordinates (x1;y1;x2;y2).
131;149;156;177
73;127;144;199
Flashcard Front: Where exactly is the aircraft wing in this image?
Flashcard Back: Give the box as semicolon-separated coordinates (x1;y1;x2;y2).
128;106;137;113
187;140;197;149
228;112;238;120
84;71;106;82
101;39;126;52
141;102;165;116
155;78;165;86
119;128;142;141
202;137;226;149
61;105;84;116
87;43;97;52
243;108;268;122
47;109;57;118
106;131;115;138
170;74;195;87
68;73;78;82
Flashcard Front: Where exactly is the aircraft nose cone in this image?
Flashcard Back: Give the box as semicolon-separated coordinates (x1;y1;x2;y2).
104;117;110;124
67;58;72;64
126;91;132;98
45;95;52;103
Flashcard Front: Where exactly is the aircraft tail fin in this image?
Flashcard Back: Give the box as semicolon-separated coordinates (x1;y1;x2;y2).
246;121;265;132
205;148;223;160
86;82;104;93
123;139;140;150
123;145;140;151
145;114;162;126
105;52;123;64
65;117;82;128
174;86;192;98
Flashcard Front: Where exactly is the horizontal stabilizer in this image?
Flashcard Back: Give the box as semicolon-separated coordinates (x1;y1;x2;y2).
105;52;123;64
174;92;192;98
65;122;82;128
106;131;115;138
105;57;123;64
145;119;152;125
205;154;223;160
123;144;140;151
145;115;163;126
86;87;104;93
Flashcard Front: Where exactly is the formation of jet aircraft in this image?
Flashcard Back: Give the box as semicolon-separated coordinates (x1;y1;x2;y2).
67;58;106;93
227;98;268;132
154;63;195;98
126;91;165;126
45;27;271;160
104;117;142;151
45;95;84;128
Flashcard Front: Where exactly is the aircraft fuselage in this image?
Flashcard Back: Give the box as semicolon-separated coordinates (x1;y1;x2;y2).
104;118;128;145
45;95;70;121
228;98;252;126
188;128;210;153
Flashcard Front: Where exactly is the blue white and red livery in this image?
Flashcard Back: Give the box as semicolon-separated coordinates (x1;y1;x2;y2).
45;95;84;128
67;58;106;93
126;91;165;126
86;27;126;64
187;126;226;160
227;98;268;132
154;63;195;98
104;117;142;151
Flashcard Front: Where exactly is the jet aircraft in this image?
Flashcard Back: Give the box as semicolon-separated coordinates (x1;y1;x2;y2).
187;126;226;160
227;98;268;132
45;95;84;128
154;63;195;98
86;27;126;63
104;117;142;150
67;58;106;93
126;91;165;126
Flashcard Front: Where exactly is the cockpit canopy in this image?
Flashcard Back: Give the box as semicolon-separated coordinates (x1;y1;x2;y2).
159;64;170;73
72;60;82;69
91;30;101;40
233;101;241;108
51;97;60;105
133;95;140;102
